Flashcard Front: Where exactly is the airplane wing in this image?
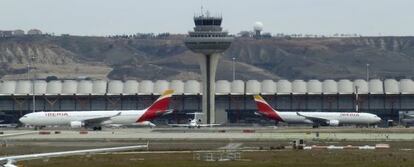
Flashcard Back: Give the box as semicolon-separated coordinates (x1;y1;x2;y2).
404;114;414;118
0;144;147;167
80;112;122;126
168;124;191;127
0;132;38;138
197;124;221;127
296;112;330;124
162;109;175;116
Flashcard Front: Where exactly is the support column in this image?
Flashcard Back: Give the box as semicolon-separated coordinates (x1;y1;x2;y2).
198;54;220;124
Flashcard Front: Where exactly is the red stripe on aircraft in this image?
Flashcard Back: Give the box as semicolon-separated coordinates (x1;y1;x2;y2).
137;97;171;122
255;100;284;122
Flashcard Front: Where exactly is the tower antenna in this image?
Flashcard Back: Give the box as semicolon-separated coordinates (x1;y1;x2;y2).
200;0;204;16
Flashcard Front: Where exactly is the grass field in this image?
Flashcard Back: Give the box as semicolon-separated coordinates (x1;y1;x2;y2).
20;150;414;167
1;140;413;167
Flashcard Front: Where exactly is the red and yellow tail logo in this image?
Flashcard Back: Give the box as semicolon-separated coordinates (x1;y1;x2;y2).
137;89;174;122
254;95;284;122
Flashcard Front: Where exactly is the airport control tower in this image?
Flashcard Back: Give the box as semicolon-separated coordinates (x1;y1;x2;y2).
185;11;234;124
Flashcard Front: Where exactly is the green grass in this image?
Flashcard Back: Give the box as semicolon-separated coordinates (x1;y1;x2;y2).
2;140;414;167
15;149;414;167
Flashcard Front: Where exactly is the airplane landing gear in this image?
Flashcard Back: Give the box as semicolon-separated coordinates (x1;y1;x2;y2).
93;127;102;131
34;126;45;130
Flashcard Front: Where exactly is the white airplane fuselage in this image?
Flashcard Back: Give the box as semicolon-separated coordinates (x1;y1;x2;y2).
19;110;148;126
274;112;381;125
19;89;175;129
188;119;200;128
254;95;381;126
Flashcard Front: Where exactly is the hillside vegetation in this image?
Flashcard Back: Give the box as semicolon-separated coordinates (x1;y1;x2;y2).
0;35;413;80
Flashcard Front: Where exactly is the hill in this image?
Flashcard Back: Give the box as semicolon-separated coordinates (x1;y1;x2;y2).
0;35;413;81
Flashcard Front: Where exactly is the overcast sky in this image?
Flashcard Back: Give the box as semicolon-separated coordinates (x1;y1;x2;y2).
1;0;413;36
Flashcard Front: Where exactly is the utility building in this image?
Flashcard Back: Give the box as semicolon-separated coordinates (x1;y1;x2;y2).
0;79;413;125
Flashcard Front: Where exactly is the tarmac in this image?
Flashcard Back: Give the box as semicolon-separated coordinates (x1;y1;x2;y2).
1;127;414;141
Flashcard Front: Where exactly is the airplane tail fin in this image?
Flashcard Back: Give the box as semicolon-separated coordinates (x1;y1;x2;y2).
137;89;174;122
253;95;283;121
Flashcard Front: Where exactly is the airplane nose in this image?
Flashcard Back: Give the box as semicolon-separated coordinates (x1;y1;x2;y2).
19;117;26;123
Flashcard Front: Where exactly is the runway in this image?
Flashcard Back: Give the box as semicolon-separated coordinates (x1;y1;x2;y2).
2;127;414;141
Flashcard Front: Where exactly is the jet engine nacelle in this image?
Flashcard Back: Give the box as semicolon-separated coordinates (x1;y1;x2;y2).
327;120;340;126
70;121;84;128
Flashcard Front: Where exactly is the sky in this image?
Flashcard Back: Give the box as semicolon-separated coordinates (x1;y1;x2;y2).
1;0;413;36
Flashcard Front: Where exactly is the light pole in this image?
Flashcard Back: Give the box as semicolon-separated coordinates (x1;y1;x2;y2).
27;64;30;81
30;55;36;113
366;64;370;81
355;86;359;112
232;57;236;81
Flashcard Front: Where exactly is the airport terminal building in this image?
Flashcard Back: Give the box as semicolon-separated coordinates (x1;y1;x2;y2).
0;79;413;124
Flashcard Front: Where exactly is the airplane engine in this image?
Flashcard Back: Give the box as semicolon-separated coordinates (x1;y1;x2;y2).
70;121;84;128
198;119;202;123
327;120;340;126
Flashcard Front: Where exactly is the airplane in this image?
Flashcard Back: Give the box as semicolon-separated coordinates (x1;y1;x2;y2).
403;113;414;118
168;113;221;128
0;120;18;128
19;90;175;130
0;144;148;167
0;124;18;128
401;112;414;128
253;95;382;128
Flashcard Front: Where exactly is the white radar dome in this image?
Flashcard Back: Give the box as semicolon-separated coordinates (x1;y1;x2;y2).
253;22;264;31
